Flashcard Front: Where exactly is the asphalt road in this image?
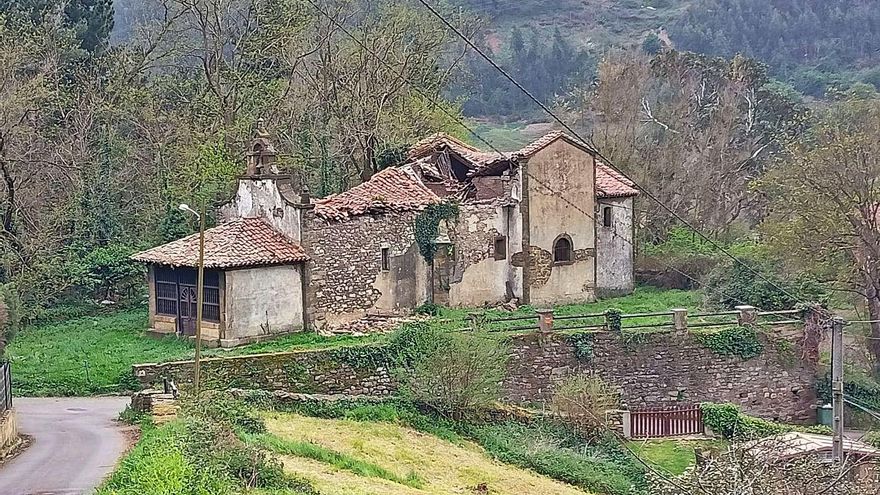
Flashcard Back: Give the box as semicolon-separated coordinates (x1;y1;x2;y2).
0;397;130;495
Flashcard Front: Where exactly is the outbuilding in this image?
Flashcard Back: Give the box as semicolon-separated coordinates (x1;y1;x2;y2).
132;217;309;347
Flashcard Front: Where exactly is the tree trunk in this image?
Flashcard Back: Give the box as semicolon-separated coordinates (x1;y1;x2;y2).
866;278;880;373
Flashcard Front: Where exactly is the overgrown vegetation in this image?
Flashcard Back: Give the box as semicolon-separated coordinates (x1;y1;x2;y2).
696;326;764;360
394;324;509;417
551;375;620;435
260;397;646;495
700;403;831;440
413;201;459;264
99;394;318;495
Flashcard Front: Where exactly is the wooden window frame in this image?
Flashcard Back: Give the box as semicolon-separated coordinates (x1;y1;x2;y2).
553;234;574;265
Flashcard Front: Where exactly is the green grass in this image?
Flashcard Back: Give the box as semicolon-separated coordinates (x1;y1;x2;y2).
96;421;237;495
7;310;193;396
627;439;724;475
246;432;425;489
5;309;386;396
8;287;701;396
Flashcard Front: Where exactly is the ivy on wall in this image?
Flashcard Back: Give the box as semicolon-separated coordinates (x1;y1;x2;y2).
414;202;460;263
604;309;622;333
568;333;594;362
697;326;764;360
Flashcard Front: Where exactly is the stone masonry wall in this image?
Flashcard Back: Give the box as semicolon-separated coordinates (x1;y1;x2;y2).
302;210;425;326
133;346;394;396
133;326;818;422
505;328;818;423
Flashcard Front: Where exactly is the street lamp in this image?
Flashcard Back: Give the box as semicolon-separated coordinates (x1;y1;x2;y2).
179;203;206;396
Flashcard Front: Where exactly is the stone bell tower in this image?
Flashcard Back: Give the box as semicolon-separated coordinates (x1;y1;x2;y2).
245;119;280;176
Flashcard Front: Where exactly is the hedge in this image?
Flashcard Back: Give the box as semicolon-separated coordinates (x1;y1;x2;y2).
701;403;831;440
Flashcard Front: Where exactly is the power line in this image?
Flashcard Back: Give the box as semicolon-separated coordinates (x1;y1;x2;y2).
412;0;814;312
300;0;790;317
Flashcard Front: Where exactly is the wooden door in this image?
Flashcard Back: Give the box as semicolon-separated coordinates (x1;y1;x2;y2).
433;244;452;305
178;285;198;336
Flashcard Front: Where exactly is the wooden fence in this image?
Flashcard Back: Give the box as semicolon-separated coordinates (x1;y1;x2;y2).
0;362;11;413
630;405;704;439
467;305;804;334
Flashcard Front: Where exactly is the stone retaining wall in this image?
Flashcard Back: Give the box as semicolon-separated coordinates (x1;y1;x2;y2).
133;326;818;422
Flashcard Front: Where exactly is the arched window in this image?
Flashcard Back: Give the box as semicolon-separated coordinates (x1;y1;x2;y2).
553;235;573;263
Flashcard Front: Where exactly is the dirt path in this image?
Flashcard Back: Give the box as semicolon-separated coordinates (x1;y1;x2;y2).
0;397;129;495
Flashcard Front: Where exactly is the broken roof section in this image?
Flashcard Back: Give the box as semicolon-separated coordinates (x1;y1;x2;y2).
131;218;309;268
312;130;639;221
313;167;440;221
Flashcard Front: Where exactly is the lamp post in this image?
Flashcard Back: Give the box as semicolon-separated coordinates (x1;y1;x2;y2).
179;203;206;396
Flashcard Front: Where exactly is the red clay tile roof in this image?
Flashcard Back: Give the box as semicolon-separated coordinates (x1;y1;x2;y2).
313;167;440;221
596;161;639;198
131;218;309;268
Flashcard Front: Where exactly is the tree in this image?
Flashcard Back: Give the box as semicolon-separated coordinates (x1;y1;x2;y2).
0;0;114;53
760;98;880;368
577;50;806;240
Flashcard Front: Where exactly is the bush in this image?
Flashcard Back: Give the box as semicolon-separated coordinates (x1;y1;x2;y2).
467;421;645;495
0;284;22;356
696;326;764;360
552;375;620;435
704;254;828;310
701;403;831;440
397;330;509;417
67;243;145;302
180;391;267;435
413;301;443;316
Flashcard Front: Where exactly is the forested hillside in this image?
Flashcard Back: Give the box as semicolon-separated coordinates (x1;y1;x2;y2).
453;0;880;117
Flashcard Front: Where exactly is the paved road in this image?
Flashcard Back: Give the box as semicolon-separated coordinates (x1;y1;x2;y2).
0;397;130;495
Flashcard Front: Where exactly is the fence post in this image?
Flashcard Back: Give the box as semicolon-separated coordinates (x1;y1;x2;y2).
621;410;632;439
536;308;554;333
735;305;758;326
672;308;688;331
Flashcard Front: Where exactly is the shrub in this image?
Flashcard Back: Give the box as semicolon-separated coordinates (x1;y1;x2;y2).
467;421;645;495
180;391;266;435
696;326;764;360
701;403;831;440
413;301;443;316
0;284;21;356
397;331;508;417
551;375;620;435
67;243;145;302
704;254;828;310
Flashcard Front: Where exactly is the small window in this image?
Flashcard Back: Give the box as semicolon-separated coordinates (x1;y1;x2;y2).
553;235;572;264
602;206;613;228
494;236;507;260
381;247;390;271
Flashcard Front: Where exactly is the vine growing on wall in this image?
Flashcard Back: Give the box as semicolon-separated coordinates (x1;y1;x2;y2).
414;201;459;263
568;333;594;362
697;326;765;360
605;308;622;333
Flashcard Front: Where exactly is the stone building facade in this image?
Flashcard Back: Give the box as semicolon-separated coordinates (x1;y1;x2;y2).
133;129;640;341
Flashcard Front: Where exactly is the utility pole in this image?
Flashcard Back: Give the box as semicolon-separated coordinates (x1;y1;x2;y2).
831;316;845;463
193;203;206;396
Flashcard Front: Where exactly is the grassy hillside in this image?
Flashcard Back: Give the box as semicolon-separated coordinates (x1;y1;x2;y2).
262;412;591;495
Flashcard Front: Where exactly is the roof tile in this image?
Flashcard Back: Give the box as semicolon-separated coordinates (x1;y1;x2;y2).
131;218;309;268
313;167;440;221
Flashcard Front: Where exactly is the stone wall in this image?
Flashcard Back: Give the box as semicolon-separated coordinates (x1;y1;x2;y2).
302;211;428;327
505;329;818;423
522;139;597;306
596;197;635;297
0;411;17;457
133;326;818;422
133;346;394;396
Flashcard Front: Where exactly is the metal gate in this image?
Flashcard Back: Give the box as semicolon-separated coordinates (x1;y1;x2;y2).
631;405;703;439
0;361;11;412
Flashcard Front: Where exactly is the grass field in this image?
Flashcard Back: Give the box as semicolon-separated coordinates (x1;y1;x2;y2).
261;412;591;495
7;287;703;396
5;309;383;396
627;439;725;475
